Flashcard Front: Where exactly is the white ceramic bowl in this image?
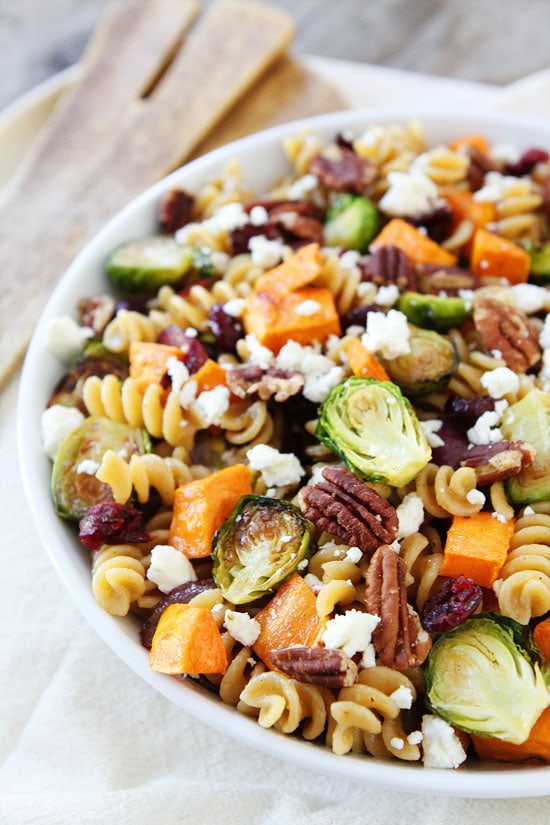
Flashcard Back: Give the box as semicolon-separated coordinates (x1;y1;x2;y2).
18;107;550;798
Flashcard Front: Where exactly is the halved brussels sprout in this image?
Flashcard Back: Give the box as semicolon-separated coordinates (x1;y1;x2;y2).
382;325;458;396
523;239;550;283
397;291;471;333
106;236;193;293
315;376;431;486
323;194;379;252
212;495;312;604
425;614;550;743
501;389;550;503
47;342;129;410
52;416;151;520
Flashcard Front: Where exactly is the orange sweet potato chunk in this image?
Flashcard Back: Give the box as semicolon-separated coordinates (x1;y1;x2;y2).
243;285;341;354
253;242;322;295
150;603;228;675
191;358;228;393
253;573;325;668
129;342;183;390
344;337;390;381
439;512;514;588
472;706;550;763
169;464;253;558
370;218;457;266
470;227;531;284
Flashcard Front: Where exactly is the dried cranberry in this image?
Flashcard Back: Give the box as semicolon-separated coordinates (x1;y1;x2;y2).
229;222;277;255
207;303;244;352
159;188;194;233
444;393;495;428
422;575;483;633
79;502;150;551
156;326;209;374
407;204;454;244
430;419;470;469
340;304;379;330
504;148;549;177
140;579;216;648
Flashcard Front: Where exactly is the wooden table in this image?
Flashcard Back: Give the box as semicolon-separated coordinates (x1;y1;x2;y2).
2;0;550;111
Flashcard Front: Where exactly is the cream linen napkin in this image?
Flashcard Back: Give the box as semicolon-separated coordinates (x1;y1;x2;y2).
2;61;550;825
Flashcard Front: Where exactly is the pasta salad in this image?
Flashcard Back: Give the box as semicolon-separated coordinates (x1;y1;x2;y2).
41;119;550;770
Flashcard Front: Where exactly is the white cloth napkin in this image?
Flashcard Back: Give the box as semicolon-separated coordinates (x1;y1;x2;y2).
2;60;550;824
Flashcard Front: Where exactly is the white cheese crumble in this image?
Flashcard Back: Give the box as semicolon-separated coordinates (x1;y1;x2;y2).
223;298;246;318
407;730;423;746
466;399;508;445
40;405;85;460
396;492;425;540
390;737;404;750
146;545;197;594
246;444;305;487
389;685;414;710
480;366;520;399
275;340;344;403
345;546;363;564
420;419;444;448
191;385;230;426
203;202;249;233
421;715;467;769
248;234;287;268
511;283;549;314
466;488;486;506
294;299;321;317
45;315;93;363
361;309;411;360
473;171;519;203
76;459;100;476
379;167;443;218
167;357;190;396
375;284;400;307
244;333;275;369
249;205;269;226
223;609;261;646
322;609;380;668
286;173;319;200
539;314;550;349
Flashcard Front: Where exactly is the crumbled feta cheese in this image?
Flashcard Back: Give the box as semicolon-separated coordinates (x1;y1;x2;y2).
390;737;404;750
480;366;519;399
379;167;443;218
467;401;508;445
294;299;321;316
396;492;425;539
361;310;411;360
76;459;100;475
420;419;444;448
244;333;275;369
407;730;423;746
191;385;230;426
488;143;520;164
390;685;414;710
286;173;319;200
223;298;246;318
457;289;475;311
421;715;467;769
375;284;400;307
275;340;344;403
249;205;269;226
178;380;198;409
246;444;304;487
303;572;323;593
146;544;197;594
223;609;261;646
345;546;363;564
473;171;517;203
167;357;190;396
511;283;549;314
248;234;287;268
539;315;550;349
322;609;380;667
206;202;249;232
40;405;85;460
339;250;361;272
466;488;486;506
45;315;93;363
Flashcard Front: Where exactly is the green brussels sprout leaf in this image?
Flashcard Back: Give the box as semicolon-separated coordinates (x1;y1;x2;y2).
212;495;313;604
323;194;379;252
316;376;431;487
501;389;550;503
425;614;550;743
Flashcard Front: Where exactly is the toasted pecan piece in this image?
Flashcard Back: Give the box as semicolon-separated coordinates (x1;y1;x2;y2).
473;294;541;372
364;544;432;671
269;646;358;689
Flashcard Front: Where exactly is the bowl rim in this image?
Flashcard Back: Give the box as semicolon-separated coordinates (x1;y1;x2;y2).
18;105;550;798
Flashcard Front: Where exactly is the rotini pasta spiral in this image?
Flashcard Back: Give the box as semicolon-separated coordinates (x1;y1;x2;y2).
91;545;147;616
415;463;485;518
96;450;209;505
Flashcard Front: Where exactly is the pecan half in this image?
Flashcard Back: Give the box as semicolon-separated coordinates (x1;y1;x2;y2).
460;440;536;485
364;544;432;671
309;146;376;193
226;365;304;402
473;294;541;372
300;467;398;555
77;294;116;337
269;646;358;689
159;188;194;233
417;263;481;295
361;245;417;291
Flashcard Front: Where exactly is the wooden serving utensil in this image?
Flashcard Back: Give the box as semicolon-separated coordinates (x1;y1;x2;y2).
0;0;345;391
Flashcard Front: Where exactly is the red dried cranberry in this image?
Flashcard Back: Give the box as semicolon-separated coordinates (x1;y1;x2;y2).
340;304;379;331
444;393;495;427
208;303;244;352
230;222;277;255
159;188;194;233
422;575;483;633
430;419;470;469
79;502;150;551
140;579;215;648
406;204;454;244
504;148;549;177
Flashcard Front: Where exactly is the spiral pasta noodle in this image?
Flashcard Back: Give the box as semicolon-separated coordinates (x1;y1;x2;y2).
415;463;485;518
494;506;550;623
91;545;147;616
102;308;170;353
